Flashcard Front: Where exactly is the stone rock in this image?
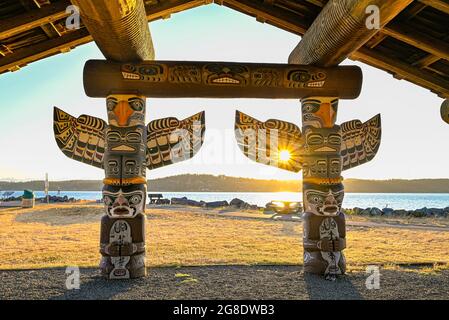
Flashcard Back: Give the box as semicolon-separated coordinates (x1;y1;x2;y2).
393;209;408;216
205;200;229;208
170;197;204;207
370;207;383;216
382;208;394;216
230;198;245;207
411;208;427;217
360;208;372;216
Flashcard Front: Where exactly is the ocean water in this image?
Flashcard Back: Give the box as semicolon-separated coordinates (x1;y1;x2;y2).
2;191;449;210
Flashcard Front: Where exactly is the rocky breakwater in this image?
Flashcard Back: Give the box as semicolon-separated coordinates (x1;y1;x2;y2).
346;207;449;218
169;197;260;210
1;195;80;203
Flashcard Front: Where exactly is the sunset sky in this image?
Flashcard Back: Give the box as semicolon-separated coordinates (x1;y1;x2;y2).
0;4;447;181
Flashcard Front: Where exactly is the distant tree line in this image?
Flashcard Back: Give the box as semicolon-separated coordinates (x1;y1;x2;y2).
1;175;448;193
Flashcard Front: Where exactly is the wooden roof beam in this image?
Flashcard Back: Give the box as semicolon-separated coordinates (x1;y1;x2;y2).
418;0;449;15
1;0;208;74
0;0;71;40
383;22;449;62
351;47;449;98
413;55;441;68
217;0;308;35
0;28;91;74
146;0;212;21
289;0;414;67
70;0;154;62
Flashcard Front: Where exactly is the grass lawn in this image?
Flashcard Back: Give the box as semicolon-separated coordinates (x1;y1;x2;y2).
1;204;448;271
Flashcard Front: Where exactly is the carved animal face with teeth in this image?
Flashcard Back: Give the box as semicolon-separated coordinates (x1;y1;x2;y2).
102;185;146;218
204;63;249;86
303;183;344;216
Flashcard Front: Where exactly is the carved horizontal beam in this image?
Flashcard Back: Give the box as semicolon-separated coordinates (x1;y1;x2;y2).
289;0;414;66
351;47;449;98
83;60;363;99
0;0;71;40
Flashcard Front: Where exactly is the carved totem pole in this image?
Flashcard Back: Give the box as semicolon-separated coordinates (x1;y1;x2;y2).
55;53;374;280
53;0;209;280
235;98;381;280
54;98;205;279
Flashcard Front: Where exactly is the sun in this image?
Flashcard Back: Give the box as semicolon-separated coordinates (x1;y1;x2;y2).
279;150;291;162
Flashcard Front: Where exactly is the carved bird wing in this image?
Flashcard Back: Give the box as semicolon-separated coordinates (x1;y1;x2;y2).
53;107;106;169
146;111;206;170
235;110;303;173
341;114;381;171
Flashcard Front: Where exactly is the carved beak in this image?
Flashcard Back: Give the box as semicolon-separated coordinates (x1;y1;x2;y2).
114;101;133;126
316;103;335;128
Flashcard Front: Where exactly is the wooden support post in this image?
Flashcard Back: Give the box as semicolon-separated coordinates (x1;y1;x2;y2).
100;94;148;279
301;97;346;280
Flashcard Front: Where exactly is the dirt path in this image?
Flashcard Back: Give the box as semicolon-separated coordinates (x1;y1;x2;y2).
1;265;448;300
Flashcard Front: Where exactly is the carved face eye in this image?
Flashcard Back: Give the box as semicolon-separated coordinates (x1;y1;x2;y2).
304;104;320;113
126;132;141;142
129;98;144;111
308;134;323;145
129;195;141;205
328;134;342;145
103;196;113;206
307;192;324;206
107;132;121;142
291;71;310;82
107;99;117;111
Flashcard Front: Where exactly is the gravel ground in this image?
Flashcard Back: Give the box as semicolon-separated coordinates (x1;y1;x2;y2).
1;265;448;300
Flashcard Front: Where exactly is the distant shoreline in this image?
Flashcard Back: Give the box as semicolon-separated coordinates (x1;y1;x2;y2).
1;174;449;194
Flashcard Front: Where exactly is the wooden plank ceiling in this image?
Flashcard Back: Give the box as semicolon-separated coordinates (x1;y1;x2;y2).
0;0;448;98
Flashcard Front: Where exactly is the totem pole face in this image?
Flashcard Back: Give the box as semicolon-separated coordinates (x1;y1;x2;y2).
303;183;344;216
302;126;342;182
303;126;342;153
104;125;147;185
302;97;338;128
103;184;146;218
107;95;146;127
203;63;250;86
104;95;147;186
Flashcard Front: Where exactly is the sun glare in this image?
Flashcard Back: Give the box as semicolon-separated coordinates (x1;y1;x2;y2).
279;150;291;162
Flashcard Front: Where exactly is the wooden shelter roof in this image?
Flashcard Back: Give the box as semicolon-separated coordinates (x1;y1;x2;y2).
1;0;448;98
